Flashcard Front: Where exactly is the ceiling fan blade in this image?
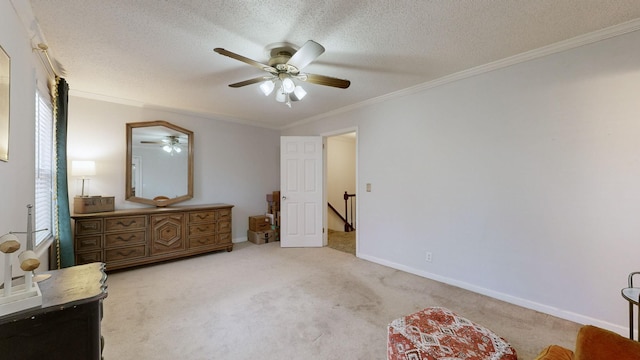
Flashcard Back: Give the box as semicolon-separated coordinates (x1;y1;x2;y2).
228;76;273;88
214;48;276;73
300;73;351;89
286;40;325;70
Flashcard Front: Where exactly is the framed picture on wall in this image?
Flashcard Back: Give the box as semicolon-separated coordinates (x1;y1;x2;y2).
0;45;9;162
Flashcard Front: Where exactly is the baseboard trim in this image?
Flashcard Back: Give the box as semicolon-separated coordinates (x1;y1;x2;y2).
358;253;628;336
233;236;248;244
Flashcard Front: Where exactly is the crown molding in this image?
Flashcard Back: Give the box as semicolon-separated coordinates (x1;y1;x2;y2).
286;18;640;130
68;89;281;130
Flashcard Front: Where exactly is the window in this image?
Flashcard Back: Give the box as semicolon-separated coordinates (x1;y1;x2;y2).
34;90;54;247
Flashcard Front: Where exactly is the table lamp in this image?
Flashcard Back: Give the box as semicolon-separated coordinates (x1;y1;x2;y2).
71;160;95;197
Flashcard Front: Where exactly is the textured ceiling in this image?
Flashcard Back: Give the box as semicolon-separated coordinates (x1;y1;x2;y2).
28;1;640;129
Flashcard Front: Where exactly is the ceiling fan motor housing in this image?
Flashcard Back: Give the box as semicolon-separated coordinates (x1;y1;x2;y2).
268;51;292;67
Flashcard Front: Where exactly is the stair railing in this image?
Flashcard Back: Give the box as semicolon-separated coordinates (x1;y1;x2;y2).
327;191;356;232
343;191;356;232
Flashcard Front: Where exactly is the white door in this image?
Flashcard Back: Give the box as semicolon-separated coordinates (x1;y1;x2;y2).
280;136;323;247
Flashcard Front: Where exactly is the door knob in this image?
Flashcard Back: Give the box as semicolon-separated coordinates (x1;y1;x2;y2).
282;196;287;200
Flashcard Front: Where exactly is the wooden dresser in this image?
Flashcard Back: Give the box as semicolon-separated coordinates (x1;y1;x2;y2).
71;204;233;271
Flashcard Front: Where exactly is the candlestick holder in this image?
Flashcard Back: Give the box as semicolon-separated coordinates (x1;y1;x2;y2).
0;234;42;316
9;205;51;283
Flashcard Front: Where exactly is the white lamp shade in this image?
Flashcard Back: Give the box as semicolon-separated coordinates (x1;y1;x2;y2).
282;77;295;94
71;160;96;177
291;86;307;101
275;88;286;102
260;80;275;96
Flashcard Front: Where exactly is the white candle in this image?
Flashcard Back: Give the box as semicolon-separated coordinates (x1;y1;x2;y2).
0;234;20;297
23;269;33;292
3;252;10;297
19;251;39;292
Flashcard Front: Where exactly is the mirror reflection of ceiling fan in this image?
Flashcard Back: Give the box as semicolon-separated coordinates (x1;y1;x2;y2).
214;40;350;108
141;136;183;154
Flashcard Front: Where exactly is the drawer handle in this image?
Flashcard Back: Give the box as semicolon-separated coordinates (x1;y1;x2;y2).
116;220;138;227
197;226;210;232
115;235;136;242
116;249;137;257
196;214;209;220
81;223;98;230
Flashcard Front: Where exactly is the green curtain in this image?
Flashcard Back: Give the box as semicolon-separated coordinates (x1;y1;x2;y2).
55;78;73;268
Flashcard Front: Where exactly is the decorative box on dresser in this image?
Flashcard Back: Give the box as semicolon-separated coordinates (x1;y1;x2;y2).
71;204;233;271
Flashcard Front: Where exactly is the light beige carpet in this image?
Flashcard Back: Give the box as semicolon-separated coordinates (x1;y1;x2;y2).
102;241;580;360
328;229;356;255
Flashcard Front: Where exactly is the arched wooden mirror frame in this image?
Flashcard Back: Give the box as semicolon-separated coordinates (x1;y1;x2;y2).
126;120;194;207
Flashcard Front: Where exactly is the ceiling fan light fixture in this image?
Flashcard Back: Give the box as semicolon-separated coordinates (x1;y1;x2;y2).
282;77;295;94
163;145;172;153
260;80;275;96
291;86;307;101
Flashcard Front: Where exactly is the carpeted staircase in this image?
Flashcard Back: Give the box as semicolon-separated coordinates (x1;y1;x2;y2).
327;229;355;255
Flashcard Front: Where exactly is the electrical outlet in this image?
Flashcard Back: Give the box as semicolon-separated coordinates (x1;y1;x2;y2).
425;251;432;262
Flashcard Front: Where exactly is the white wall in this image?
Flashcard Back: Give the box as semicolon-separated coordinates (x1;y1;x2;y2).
327;135;356;231
67;96;281;242
284;29;640;334
0;2;51;280
5;0;639;335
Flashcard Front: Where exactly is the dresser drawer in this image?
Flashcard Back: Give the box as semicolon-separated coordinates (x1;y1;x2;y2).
189;211;215;223
189;223;215;237
218;232;232;244
76;250;103;265
105;216;146;232
105;231;146;248
105;245;146;262
217;208;231;221
75;235;103;251
218;220;231;233
75;219;103;236
189;235;216;248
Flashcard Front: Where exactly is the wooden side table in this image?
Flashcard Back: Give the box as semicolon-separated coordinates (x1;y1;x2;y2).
0;262;107;359
622;271;640;341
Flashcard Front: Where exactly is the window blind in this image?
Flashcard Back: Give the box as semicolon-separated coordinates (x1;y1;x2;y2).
35;90;54;247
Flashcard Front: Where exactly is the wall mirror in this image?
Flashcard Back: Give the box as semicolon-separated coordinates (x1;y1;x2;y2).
126;120;193;207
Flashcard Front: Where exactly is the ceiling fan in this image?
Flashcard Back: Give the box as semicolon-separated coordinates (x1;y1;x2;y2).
140;136;184;154
214;40;350;107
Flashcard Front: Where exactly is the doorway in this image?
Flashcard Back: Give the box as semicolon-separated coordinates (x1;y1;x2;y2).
325;131;357;255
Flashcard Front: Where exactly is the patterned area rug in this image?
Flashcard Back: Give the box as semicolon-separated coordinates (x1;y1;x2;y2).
328;229;355;255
